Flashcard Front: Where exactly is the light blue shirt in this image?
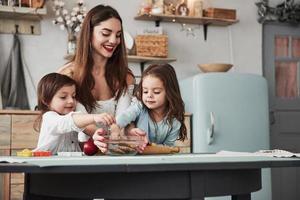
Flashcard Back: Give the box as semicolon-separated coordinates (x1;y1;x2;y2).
116;99;181;146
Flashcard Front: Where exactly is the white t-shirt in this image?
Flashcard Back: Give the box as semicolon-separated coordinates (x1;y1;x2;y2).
34;111;83;154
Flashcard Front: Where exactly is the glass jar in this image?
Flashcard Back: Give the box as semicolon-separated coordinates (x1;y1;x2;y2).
67;34;76;55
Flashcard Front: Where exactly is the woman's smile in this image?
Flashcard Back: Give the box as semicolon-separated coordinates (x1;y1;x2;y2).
103;44;115;53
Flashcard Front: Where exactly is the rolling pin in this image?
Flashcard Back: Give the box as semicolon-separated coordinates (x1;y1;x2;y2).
141;144;180;155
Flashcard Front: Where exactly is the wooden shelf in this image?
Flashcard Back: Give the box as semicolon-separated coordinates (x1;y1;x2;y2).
134;13;238;40
65;54;177;73
128;55;176;63
127;55;177;73
135;13;238;26
0;5;46;20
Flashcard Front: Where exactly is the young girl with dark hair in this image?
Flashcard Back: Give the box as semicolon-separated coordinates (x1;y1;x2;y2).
34;73;114;154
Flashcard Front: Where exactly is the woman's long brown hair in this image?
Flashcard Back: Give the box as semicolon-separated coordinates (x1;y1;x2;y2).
136;64;187;141
34;73;78;131
71;4;130;113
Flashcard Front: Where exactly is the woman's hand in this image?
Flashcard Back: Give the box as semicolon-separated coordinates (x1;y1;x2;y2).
127;128;148;153
93;128;108;153
93;113;115;126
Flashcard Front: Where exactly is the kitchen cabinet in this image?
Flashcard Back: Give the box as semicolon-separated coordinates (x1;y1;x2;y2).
0;110;39;200
0;150;10;200
134;13;238;40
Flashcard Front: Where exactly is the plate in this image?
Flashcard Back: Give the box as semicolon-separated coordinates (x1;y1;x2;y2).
124;31;134;50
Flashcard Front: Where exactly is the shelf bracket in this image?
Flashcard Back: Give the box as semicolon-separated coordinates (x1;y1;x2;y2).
140;62;146;74
155;20;160;27
203;24;208;41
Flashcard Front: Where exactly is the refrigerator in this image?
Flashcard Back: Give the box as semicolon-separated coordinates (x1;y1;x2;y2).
179;73;271;200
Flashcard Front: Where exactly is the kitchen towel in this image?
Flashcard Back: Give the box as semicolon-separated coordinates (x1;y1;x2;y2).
0;34;30;109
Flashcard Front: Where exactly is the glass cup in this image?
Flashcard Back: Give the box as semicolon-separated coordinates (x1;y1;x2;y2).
95;122;110;134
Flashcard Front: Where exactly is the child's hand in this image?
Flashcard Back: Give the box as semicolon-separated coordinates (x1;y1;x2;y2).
110;124;122;139
94;113;115;126
92;128;108;153
127;128;148;153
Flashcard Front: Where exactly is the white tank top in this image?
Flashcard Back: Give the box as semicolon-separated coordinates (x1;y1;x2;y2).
77;85;134;141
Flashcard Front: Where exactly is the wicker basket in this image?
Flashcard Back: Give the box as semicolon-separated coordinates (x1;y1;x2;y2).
135;35;168;57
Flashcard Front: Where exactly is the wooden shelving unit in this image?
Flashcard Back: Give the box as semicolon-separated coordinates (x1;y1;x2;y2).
127;55;177;73
135;13;238;26
0;5;47;35
134;13;238;40
0;5;46;19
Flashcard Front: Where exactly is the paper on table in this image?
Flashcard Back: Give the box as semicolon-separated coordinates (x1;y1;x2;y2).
57;152;83;157
255;149;300;158
217;149;300;158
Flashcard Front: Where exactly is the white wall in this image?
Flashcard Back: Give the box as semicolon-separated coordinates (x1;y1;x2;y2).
0;0;262;109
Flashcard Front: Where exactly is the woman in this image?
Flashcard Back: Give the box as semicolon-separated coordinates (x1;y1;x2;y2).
58;4;145;153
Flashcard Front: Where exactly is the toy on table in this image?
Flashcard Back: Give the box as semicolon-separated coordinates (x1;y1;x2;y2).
32;151;52;157
57;152;83;156
16;149;33;157
16;149;52;157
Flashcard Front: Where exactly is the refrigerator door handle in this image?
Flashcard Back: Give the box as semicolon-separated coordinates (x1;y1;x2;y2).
269;110;276;125
207;112;215;145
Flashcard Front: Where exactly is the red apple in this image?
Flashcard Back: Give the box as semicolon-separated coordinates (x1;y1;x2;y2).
83;138;98;156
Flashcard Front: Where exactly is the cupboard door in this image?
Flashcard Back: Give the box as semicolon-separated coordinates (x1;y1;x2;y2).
10;173;24;200
175;114;192;153
0;115;11;149
0;150;10;200
264;23;300;200
11;115;39;149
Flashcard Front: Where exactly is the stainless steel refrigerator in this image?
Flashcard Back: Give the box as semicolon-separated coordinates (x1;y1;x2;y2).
179;73;271;200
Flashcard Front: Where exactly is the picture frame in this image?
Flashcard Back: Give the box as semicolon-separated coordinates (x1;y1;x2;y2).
163;0;181;15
